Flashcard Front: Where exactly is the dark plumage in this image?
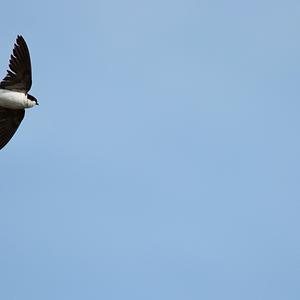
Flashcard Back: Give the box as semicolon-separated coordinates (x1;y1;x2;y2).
0;35;32;93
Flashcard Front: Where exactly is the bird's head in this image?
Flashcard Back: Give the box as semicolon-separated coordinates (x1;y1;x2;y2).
27;93;39;106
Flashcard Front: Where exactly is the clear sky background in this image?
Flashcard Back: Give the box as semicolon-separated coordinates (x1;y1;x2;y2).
0;0;299;299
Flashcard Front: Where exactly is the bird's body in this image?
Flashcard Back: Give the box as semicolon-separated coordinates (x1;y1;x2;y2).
0;35;38;150
0;89;35;109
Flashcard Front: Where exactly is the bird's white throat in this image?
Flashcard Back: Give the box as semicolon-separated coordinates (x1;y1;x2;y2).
0;89;36;109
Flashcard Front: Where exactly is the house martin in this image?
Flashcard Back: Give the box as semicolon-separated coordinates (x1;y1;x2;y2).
0;35;38;150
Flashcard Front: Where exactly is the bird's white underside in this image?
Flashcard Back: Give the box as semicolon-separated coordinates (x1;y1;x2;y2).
0;89;35;109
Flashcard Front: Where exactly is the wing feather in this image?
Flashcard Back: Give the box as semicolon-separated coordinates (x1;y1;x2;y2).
0;35;32;92
0;108;25;150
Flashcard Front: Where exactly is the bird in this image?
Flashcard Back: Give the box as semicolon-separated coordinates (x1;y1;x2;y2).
0;35;38;150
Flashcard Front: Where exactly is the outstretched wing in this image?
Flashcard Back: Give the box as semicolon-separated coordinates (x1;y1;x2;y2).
0;108;25;150
0;35;32;93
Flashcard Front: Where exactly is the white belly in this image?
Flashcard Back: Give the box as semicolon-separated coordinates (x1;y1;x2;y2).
0;89;27;109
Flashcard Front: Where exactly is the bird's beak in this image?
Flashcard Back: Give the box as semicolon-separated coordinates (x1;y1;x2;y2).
36;102;39;106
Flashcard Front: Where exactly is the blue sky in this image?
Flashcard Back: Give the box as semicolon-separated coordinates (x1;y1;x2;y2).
0;0;300;299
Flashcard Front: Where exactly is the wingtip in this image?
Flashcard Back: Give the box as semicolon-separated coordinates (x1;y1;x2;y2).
16;35;25;43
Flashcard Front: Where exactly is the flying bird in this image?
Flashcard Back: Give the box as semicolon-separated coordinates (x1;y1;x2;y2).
0;35;38;150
